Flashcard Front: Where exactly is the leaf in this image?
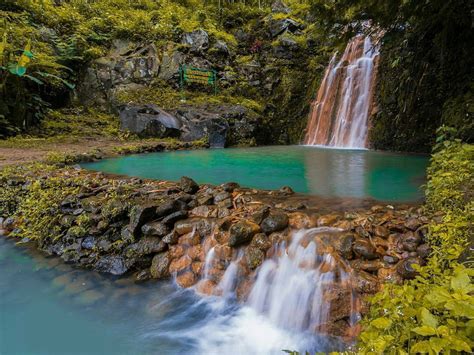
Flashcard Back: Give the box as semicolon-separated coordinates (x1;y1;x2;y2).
451;269;471;292
421;308;438;328
24;75;44;85
429;337;448;353
410;340;431;353
371;317;392;329
412;325;437;336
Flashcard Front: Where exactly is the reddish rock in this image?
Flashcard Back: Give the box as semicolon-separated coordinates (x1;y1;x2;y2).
169;245;185;259
352;239;378;260
191;261;203;274
288;212;315;229
176;271;197;288
178;231;201;246
229;220;261;247
373;225;389;238
317;214;339;227
150;252;171;279
195;279;217;296
169;255;192;273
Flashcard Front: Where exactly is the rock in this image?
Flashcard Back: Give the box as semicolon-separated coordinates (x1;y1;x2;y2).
141;221;170;237
396;257;422;280
76;289;105;305
250;233;272;251
213;191;231;203
405;218;422;231
383;255;399;264
335;234;355;260
245;246;265;269
217;198;233;209
373;225;389;238
174;218;213;236
182;29;209;53
268;18;304;38
229;220;261;247
353;239;378;260
252;206;270;225
377;268;403;284
260;212;289;234
129;204;159;236
400;231;422;252
158;48;184;80
354;270;380;293
97;239;112;252
180;176;199;194
317;214;339;227
350;259;384;272
288;212;315;229
162;210;188;225
156;199;187;218
220;182;240;192
416;243;432;258
273;36;299;59
131;237;167;255
150;252;171;279
279;186;294;195
81;236;96;250
212;40;230;56
135;269;152;282
162;231;179;245
94;256;128;275
176;271;197;288
119;104;181;138
169;255;192;273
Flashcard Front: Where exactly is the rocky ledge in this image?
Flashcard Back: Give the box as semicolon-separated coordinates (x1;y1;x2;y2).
0;166;432;339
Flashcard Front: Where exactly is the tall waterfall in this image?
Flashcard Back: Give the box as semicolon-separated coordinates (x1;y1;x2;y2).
304;35;380;149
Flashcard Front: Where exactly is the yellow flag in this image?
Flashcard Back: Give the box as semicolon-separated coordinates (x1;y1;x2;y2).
17;39;33;68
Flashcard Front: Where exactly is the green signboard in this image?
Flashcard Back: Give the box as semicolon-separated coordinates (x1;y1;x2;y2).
179;65;217;95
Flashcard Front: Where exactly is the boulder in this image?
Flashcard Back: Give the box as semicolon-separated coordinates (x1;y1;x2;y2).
129;204;159;236
141;221;170;237
353;239;378;260
245;246;265;269
268;18;304;38
174;218;213;236
182;29;209;53
250;233;273;251
150;252;171;279
229;220;261;247
396;257;422;280
180;176;199;194
94;256;128;275
260;211;289;234
119;104;181;138
127;237;167;255
158;48;184;80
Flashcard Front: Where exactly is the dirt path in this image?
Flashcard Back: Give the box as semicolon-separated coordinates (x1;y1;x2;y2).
0;137;194;168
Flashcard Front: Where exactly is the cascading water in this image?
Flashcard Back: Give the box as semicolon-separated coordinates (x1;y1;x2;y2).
304;35;380;149
191;228;359;353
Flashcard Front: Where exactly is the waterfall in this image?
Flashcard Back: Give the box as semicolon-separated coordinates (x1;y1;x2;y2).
304;35;380;149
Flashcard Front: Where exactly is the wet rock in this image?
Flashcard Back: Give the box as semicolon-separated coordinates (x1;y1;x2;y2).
353;239;378;260
268;18;304;38
156;199;187;218
245;246;265;270
279;186;294;195
213;191;231;203
400;231;422;252
405;218;422;231
217;198;233;209
317;214;339;227
81;236;96;250
383;255;399;264
229;220;261;247
197;193;214;205
396;257;422;279
76;289;105;305
377;267;403;284
176;271;197;288
260;212;289;234
250;233;272;252
141;221;170;237
174;218;213;236
191;205;217;218
220;182;240;192
129;204;158;236
416;243;432;258
150;252;171;279
162;230;179;244
178;231;201;246
97;239;112;252
335;234;355;260
131;237;167;255
373;225;389;238
288;212;315;229
354;270;380;293
135;269;152;282
94;256;128;275
350;259;384;272
180;176;199;194
169;255;192;273
162;210;188;225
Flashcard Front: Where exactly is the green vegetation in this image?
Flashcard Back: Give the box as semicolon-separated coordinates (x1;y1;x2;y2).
358;136;473;354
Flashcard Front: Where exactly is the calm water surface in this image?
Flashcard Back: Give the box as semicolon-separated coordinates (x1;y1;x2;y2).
84;146;428;202
0;237;341;355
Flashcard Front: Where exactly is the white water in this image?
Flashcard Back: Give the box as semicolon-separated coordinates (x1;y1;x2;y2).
191;228;354;354
304;35;380;149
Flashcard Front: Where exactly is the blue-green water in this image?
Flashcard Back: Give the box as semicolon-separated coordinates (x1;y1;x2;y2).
83;146;428;202
0;237;340;354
